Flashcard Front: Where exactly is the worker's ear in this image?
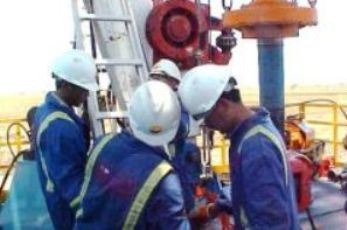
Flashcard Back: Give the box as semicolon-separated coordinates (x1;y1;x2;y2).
216;97;230;110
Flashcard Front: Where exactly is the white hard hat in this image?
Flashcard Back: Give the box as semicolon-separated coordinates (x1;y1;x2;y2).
51;49;99;91
150;59;181;82
178;64;233;121
129;80;181;146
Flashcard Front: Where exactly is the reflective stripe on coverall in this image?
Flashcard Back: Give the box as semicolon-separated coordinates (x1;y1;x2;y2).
237;124;289;227
75;131;190;229
34;92;89;230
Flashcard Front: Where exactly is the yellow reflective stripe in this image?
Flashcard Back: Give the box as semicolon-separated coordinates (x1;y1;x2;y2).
37;111;73;192
123;161;172;230
240;207;248;226
237;125;289;186
76;209;83;219
76;134;115;213
70;195;80;209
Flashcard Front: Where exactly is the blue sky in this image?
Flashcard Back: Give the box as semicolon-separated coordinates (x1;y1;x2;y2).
0;0;346;93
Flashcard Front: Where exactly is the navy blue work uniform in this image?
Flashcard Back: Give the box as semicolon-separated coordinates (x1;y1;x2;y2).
229;108;300;229
75;131;190;229
33;92;89;229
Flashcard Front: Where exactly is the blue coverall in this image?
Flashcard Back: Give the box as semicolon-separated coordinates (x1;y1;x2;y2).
75;131;190;229
33;92;89;230
171;106;197;211
228;107;300;229
173;107;227;213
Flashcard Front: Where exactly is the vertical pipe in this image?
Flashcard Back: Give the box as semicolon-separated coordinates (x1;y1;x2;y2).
15;124;21;153
258;39;285;135
332;103;338;165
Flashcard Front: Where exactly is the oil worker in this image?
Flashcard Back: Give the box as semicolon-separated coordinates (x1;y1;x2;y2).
178;64;300;229
75;81;190;229
150;59;233;228
150;59;194;209
33;49;98;229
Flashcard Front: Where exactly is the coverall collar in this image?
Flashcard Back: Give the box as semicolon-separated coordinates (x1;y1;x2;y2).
51;92;69;108
45;92;84;126
228;107;270;144
121;130;172;163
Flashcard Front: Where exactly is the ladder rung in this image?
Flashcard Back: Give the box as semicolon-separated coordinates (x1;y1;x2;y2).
96;59;144;66
80;14;132;22
96;111;128;120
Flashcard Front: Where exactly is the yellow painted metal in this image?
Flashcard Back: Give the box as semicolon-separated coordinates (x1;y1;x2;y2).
223;0;317;39
0;118;26;123
305;120;344;126
210;101;347;176
286;102;347;166
1;100;346;173
299;103;305;118
211;136;230;174
0;118;28;155
332;104;338;165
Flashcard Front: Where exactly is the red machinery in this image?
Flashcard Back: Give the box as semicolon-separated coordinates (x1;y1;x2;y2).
288;152;313;211
285;114;328;177
146;0;236;69
285;114;326;212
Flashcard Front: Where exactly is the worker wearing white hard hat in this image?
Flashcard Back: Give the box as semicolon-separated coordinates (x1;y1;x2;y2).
178;64;300;229
33;49;98;229
150;58;181;91
75;81;190;229
150;60;230;227
150;59;198;209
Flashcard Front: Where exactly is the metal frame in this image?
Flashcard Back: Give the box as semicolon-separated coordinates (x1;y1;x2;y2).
71;0;149;138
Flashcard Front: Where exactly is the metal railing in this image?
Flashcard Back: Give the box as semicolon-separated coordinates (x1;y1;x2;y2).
1;100;346;171
211;100;347;174
0;118;29;161
286;100;347;166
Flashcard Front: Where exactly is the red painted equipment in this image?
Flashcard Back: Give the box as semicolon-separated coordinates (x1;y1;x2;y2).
146;0;236;69
285;114;326;176
190;185;233;230
288;151;313;211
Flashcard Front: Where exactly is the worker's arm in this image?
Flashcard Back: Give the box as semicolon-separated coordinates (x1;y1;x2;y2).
41;119;87;208
145;172;191;229
241;136;291;229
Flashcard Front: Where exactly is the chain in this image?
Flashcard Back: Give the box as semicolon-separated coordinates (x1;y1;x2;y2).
222;0;233;10
308;0;317;8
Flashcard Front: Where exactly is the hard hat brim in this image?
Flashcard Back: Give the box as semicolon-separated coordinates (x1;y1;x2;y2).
130;122;179;147
150;69;164;76
81;82;99;92
150;70;181;83
53;73;99;92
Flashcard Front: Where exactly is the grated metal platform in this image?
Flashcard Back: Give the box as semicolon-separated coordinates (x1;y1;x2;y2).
299;179;347;230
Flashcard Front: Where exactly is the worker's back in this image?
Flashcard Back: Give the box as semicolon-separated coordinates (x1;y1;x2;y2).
75;130;190;229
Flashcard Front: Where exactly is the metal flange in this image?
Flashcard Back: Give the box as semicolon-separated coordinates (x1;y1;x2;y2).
223;0;317;38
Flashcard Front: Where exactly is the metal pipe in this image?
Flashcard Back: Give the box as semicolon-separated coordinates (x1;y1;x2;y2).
258;38;285;135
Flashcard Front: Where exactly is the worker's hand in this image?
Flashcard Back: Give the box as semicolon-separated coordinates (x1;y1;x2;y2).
188;203;218;221
215;197;233;215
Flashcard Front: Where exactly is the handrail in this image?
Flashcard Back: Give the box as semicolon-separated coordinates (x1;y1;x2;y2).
285;99;347;166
